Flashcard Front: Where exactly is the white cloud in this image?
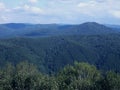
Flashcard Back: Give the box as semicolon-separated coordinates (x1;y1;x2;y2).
1;16;8;21
24;4;30;10
0;2;11;12
78;1;97;7
77;0;120;18
23;4;44;14
29;0;38;3
77;1;104;16
110;10;120;18
31;6;43;14
0;2;5;10
14;4;44;14
1;0;120;24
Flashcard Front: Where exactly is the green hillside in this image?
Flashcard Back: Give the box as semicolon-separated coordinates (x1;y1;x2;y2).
0;34;120;73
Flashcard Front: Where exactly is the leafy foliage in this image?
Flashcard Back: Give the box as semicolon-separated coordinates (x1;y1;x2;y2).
0;61;120;90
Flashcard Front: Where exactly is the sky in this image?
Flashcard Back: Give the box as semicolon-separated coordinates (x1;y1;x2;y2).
0;0;120;24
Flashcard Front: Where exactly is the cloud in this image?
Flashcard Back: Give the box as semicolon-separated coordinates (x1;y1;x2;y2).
0;2;5;10
1;16;9;21
110;10;120;18
77;1;107;16
78;1;96;7
77;0;120;18
1;0;120;24
14;4;44;14
29;0;38;3
0;2;12;12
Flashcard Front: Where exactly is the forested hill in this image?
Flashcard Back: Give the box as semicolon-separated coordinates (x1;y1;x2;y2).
0;22;120;74
0;22;119;38
0;34;120;73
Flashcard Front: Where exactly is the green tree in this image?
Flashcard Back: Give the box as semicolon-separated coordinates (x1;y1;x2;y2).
106;71;120;90
57;62;101;90
11;61;39;90
0;62;14;90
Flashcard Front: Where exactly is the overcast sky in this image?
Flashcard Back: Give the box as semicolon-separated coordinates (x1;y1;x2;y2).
0;0;120;24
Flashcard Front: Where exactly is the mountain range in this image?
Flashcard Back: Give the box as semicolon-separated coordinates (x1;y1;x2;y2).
0;22;120;74
0;22;119;38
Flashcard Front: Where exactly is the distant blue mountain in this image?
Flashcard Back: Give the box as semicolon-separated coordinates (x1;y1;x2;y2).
2;23;30;29
105;24;120;31
0;22;119;38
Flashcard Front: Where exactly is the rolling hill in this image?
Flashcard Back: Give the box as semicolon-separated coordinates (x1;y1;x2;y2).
0;22;120;74
0;22;119;38
0;34;120;73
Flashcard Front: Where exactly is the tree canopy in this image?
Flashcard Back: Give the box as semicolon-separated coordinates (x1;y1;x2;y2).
0;61;120;90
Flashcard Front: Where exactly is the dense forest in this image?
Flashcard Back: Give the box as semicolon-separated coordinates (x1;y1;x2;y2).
0;34;120;74
0;22;120;89
0;61;120;90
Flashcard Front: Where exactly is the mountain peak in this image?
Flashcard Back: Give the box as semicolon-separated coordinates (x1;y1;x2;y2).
81;22;101;26
79;22;109;29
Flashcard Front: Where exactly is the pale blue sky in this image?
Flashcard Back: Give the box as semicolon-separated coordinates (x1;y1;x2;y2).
0;0;120;24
